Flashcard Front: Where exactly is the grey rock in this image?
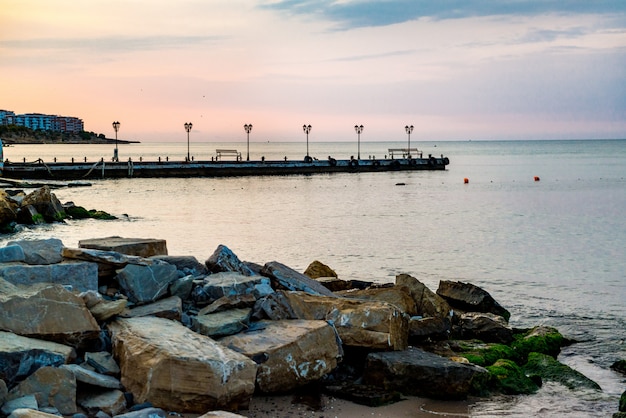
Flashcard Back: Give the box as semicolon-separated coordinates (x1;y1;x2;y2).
261;261;335;296
113;407;167;418
0;262;98;293
123;296;182;321
205;244;255;276
0;245;25;263
7;239;64;265
196;272;273;304
408;316;450;341
1;378;7;406
85;352;121;376
116;262;178;305
458;312;514;344
168;275;195;300
60;364;122;389
7;366;76;415
364;347;489;400
77;389;126;416
2;395;39;416
437;280;510;321
0;331;76;386
192;308;251;338
78;237;167;257
152;255;207;276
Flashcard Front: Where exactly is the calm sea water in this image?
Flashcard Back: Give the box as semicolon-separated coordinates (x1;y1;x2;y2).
2;139;625;417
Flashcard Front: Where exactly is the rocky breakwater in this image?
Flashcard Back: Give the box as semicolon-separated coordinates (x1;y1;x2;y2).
0;238;612;418
0;186;115;234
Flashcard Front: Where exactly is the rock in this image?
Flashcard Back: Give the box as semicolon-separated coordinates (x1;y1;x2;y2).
0;245;25;263
62;247;151;268
336;286;417;316
198;294;257;315
2;396;39;417
113;407;167;418
437;280;510;321
16;205;43;225
396;274;452;319
192;308;251;338
261;261;335;296
123;296;182;321
323;382;403;407
363;347;490;400
303;260;337;279
0;280;100;348
77;389;126;416
486;359;540;395
152;255;207;276
1;379;7;405
8;410;62;418
88;299;128;322
620;389;626;412
449;340;516;367
315;277;373;292
108;317;256;413
6;366;77;414
611;359;626;375
193;272;273;305
220;319;340;393
115;262;178;305
0;190;18;225
198;411;247;418
458;312;514;344
408;316;450;341
523;352;601;391
7;239;64;265
0;262;98;292
78;237;168;257
21;186;65;222
168;275;195;300
511;326;565;362
60;364;122;389
253;291;408;351
0;331;76;386
85;351;121;376
205;245;255;276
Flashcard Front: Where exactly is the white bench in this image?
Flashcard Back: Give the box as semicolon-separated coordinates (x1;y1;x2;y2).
215;149;241;161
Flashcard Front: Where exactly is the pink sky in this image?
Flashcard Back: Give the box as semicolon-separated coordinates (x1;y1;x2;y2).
2;1;625;142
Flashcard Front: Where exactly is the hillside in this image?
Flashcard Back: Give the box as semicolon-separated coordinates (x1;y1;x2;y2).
0;125;138;144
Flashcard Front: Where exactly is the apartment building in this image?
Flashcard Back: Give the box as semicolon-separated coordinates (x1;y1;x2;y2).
0;109;84;133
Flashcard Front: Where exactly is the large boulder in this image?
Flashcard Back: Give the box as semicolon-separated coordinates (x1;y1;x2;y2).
0;190;18;225
336;286;417;316
0;279;100;348
253;291;408;351
523;352;601;391
408;316;450;341
0;245;25;263
205;245;255;276
115;262;178;305
108;317;256;413
457;312;514;344
152;255;208;276
220;319;340;393
396;274;451;318
0;331;76;386
486;359;539;395
363;347;489;400
0;262;98;293
20;186;65;222
437;280;510;321
5;366;77;415
261;261;335;296
7;239;63;265
78;236;168;257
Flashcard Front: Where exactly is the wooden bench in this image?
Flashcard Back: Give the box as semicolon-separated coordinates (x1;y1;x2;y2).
215;149;242;161
388;148;421;158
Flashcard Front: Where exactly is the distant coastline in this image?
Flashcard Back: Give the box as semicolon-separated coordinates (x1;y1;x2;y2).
0;126;139;145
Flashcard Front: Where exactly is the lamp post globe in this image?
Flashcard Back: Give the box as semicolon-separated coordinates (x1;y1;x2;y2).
184;122;193;162
112;121;120;162
405;125;414;158
354;124;364;160
244;124;253;161
303;124;312;160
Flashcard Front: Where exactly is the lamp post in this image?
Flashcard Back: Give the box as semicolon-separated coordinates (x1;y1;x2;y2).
112;121;120;162
244;124;253;161
354;124;364;160
303;124;312;159
184;122;193;161
405;124;414;158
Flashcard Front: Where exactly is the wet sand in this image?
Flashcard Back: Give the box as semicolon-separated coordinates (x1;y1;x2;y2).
243;394;471;417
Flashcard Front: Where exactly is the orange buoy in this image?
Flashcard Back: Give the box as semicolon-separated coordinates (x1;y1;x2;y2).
464;178;469;184
534;176;540;181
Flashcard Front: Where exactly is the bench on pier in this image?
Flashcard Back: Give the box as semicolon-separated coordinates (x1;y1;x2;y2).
388;148;421;158
215;149;242;161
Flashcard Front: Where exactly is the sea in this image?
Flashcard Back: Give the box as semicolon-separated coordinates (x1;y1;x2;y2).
1;139;625;417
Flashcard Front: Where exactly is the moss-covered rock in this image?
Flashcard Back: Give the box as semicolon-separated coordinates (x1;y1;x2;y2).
65;205;116;220
620;389;626;412
486;359;540;395
523;352;601;391
452;340;516;367
511;326;565;363
611;359;626;375
88;209;116;220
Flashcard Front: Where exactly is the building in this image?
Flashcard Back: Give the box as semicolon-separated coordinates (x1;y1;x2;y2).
0;109;84;133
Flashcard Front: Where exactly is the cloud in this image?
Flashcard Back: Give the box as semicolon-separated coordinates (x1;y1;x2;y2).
261;0;626;29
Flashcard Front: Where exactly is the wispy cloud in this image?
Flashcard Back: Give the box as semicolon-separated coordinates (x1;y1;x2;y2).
261;0;626;29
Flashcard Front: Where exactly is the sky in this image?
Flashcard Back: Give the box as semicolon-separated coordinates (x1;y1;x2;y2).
1;0;625;142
